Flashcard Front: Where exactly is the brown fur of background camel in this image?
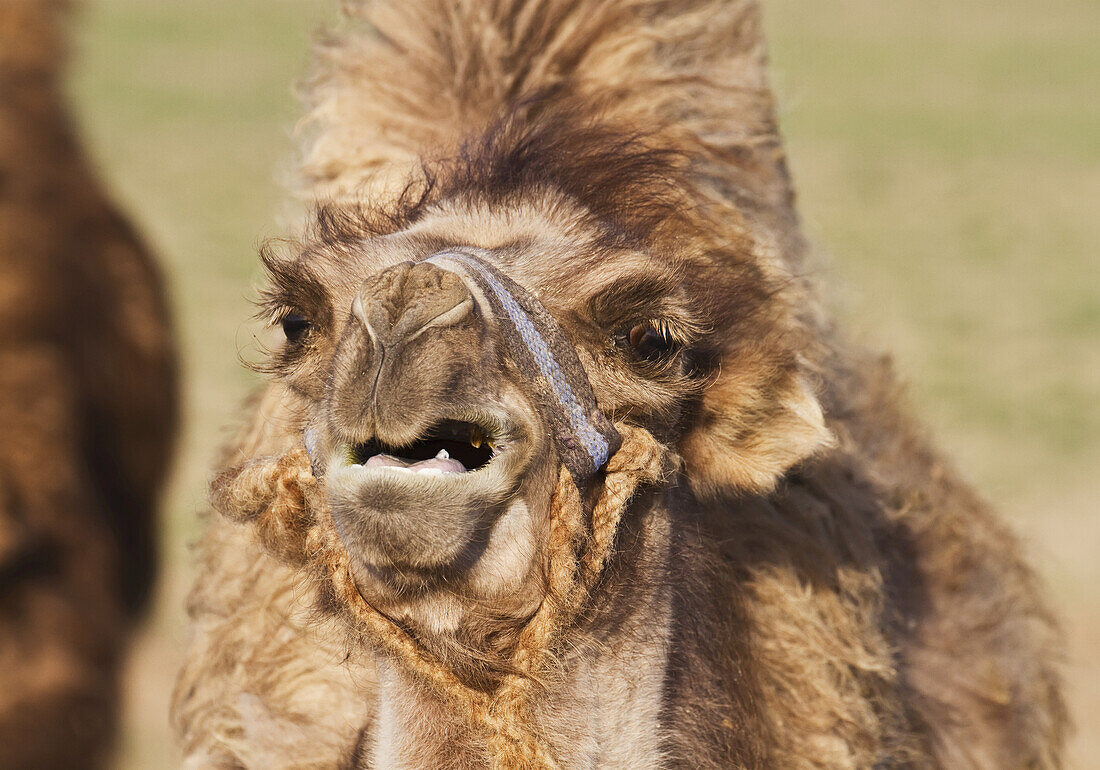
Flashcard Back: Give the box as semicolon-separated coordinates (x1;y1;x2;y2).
173;1;1066;767
0;1;178;767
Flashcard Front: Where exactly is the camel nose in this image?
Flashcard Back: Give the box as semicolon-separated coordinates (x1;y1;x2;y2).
351;260;474;347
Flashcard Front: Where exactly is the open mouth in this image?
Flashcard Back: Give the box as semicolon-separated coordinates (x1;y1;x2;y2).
348;419;498;475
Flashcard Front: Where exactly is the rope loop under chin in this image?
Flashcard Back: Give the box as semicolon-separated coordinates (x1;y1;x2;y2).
210;423;668;770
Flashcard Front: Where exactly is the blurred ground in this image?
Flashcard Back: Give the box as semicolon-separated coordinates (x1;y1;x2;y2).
65;0;1098;766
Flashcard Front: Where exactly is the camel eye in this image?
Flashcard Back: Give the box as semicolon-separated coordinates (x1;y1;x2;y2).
281;312;311;343
625;322;678;362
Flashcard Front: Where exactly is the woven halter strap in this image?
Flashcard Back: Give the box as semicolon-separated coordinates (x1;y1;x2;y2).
425;250;621;485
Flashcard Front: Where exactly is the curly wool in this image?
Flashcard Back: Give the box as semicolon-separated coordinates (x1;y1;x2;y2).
210;423;667;770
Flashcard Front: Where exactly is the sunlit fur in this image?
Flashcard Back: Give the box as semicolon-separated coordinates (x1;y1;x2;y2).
174;1;1066;768
0;1;178;767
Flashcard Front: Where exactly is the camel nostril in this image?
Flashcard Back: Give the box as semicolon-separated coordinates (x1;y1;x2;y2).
352;262;476;347
350;290;375;339
416;295;473;333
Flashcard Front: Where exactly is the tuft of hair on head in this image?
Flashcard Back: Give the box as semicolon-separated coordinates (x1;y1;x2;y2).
416;96;693;248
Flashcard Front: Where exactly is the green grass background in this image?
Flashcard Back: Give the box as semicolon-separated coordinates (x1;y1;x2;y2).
65;0;1098;766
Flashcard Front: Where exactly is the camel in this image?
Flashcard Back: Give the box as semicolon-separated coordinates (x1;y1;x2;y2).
173;1;1067;767
0;1;178;767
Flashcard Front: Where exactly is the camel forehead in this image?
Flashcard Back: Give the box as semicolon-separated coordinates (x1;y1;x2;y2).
296;194;687;317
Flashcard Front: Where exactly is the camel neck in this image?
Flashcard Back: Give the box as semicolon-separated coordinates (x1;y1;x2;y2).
364;496;674;769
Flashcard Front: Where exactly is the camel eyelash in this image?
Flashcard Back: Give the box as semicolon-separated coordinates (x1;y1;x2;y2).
590;277;706;344
610;315;705;351
262;302;302;329
256;243;334;328
637;317;703;347
256;277;332;333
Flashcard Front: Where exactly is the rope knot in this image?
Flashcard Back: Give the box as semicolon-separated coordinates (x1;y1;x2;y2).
210;447;318;565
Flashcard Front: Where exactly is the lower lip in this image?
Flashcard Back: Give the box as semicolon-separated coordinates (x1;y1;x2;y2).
362;453;468;475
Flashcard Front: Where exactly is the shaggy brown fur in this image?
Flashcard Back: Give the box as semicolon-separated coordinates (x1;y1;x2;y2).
0;1;178;767
174;1;1066;768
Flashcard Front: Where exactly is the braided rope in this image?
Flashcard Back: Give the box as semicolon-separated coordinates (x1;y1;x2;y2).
211;424;667;769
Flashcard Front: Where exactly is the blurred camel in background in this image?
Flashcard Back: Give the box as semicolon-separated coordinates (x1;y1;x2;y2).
0;1;178;767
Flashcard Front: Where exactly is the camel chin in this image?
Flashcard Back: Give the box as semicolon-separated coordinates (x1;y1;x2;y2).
323;410;538;580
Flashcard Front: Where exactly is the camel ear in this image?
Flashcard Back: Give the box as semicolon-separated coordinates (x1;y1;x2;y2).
680;364;834;497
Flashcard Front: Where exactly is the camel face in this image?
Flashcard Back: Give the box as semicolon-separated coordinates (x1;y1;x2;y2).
318;255;546;600
262;198;702;606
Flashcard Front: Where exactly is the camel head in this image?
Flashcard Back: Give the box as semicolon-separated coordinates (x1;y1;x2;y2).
256;113;832;633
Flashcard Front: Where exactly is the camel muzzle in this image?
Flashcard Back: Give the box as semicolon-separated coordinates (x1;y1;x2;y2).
310;250;621;573
317;250;621;481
